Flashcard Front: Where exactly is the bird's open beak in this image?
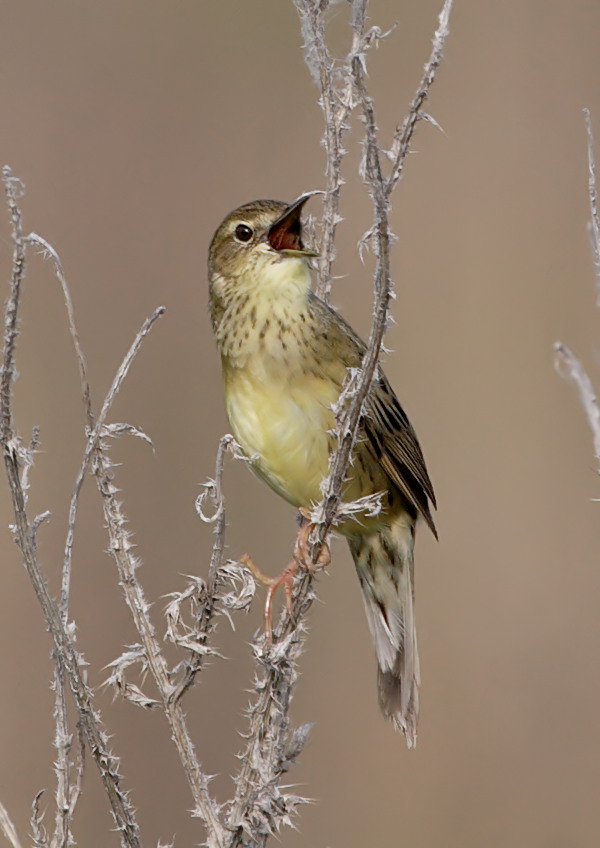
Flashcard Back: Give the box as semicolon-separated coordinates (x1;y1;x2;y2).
267;193;320;257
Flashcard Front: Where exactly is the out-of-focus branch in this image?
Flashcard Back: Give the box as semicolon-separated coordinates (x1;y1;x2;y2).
0;801;23;848
584;109;600;303
556;111;600;469
555;343;600;463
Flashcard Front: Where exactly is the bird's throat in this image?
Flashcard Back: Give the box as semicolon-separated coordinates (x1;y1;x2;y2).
216;256;313;367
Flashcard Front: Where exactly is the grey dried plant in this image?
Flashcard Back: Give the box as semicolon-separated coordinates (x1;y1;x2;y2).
555;110;600;464
0;2;452;847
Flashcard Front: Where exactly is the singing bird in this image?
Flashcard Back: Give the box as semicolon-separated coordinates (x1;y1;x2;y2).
208;195;436;746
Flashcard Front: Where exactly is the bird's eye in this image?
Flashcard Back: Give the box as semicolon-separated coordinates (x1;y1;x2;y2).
234;223;253;243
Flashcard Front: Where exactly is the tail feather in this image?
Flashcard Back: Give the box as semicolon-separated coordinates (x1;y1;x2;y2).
348;515;420;747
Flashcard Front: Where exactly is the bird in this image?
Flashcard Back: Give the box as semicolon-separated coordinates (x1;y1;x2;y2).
208;194;436;747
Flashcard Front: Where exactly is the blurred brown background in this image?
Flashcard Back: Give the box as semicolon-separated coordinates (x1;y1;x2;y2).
1;1;600;846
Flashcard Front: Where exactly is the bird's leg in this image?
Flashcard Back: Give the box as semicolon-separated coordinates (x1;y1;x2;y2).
294;507;331;572
238;553;298;644
239;512;331;644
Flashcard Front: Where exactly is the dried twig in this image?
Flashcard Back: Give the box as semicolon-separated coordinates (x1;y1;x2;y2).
294;0;361;299
583;109;600;303
310;0;453;556
167;434;251;705
225;2;453;842
556;111;600;468
1;2;454;844
1;166;143;848
25;232;94;618
555;343;600;463
26;233;95;848
28;183;229;844
88;314;226;845
386;0;453;196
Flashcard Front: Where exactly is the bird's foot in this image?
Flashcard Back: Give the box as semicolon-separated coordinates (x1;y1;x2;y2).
295;507;331;571
239;512;331;644
238;553;298;644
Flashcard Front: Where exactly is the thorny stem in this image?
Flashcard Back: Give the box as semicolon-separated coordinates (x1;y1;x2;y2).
294;0;364;300
0;1;454;844
87;312;226;845
170;433;234;705
1;167;143;848
226;2;453;840
25;233;94;848
0;800;23;848
23;188;226;841
309;0;452;558
386;0;453;198
555;111;600;467
584;109;600;303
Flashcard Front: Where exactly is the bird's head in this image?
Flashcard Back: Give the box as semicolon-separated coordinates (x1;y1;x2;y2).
208;195;318;315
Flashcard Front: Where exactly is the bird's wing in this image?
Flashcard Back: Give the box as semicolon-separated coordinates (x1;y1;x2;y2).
308;293;437;536
363;378;437;538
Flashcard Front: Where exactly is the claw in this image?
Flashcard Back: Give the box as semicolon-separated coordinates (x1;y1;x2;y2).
294;510;331;571
239;553;298;643
239;514;331;644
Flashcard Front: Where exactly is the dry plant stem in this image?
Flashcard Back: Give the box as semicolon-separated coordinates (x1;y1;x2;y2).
310;0;453;558
0;801;23;848
27;232;103;848
555;112;600;465
293;0;364;300
170;433;233;705
386;0;453;196
227;588;313;847
583;109;600;302
24;232;95;617
555;343;600;463
227;4;453;840
88;318;225;844
39;215;223;841
52;668;73;848
1;167;143;848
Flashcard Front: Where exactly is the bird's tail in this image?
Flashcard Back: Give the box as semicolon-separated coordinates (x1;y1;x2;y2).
348;514;419;748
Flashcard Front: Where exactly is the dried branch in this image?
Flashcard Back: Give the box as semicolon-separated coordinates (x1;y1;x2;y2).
24;234;94;620
1;2;454;844
386;0;453;196
584;109;600;303
30;792;49;848
309;0;453;556
226;622;314;847
555;111;600;469
555;343;600;463
1;166;143;848
222;3;453;840
51;665;73;848
87;316;226;844
166;435;252;705
26;232;101;848
294;0;362;299
30;183;230;843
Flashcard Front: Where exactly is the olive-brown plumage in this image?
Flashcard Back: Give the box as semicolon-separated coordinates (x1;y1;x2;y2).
208;196;436;746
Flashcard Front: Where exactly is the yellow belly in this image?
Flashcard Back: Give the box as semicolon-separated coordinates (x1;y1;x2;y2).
224;366;338;508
